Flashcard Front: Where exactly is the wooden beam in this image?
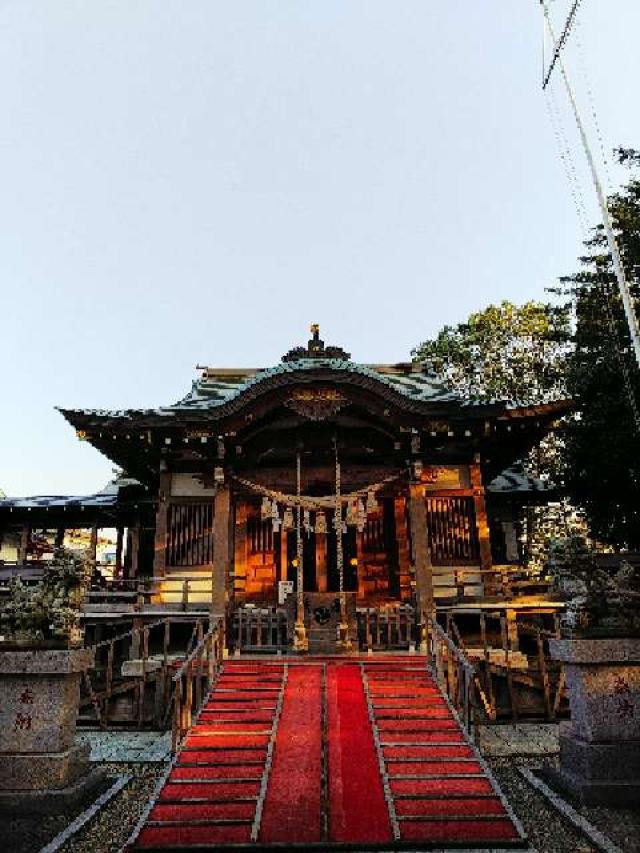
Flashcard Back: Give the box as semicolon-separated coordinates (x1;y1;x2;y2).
234;501;248;601
280;529;289;587
470;459;494;591
315;532;327;592
153;472;171;577
408;485;433;619
89;523;98;570
129;521;140;580
115;526;124;579
394;497;411;601
356;530;364;601
211;486;231;615
18;524;29;564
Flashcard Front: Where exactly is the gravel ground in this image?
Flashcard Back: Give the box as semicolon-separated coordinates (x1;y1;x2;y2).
490;755;640;853
489;756;599;853
580;801;640;853
56;763;166;853
5;763;165;853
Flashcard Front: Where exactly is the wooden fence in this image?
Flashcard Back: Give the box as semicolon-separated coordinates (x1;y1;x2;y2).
356;604;415;651
230;606;291;653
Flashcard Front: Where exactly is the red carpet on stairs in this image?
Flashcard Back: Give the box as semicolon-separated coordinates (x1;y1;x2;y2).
131;657;526;850
327;662;392;844
258;664;322;843
363;661;523;846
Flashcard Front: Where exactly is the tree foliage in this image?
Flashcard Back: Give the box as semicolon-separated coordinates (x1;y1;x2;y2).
411;300;571;407
561;148;640;549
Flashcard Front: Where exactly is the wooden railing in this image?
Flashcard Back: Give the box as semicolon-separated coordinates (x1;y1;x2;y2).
81;615;213;728
428;616;491;741
85;576;216;612
171;618;224;752
429;613;568;728
230;606;291;654
356;604;415;651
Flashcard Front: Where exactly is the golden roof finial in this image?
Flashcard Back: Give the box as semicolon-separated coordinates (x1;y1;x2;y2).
310;323;320;338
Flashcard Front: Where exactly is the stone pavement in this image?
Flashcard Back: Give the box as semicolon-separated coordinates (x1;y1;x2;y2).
478;724;559;757
74;725;560;764
75;731;171;763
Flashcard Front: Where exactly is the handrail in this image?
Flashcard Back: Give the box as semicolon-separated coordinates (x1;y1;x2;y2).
427;615;489;740
87;616;170;651
171;617;224;753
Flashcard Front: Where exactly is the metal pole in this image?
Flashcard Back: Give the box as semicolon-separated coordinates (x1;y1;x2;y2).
542;0;640;370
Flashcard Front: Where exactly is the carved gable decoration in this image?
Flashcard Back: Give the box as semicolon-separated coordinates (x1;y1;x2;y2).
285;388;348;421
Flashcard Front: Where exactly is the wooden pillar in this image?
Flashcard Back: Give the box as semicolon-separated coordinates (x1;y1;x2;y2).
153;472;171;578
280;530;289;586
233;502;248;601
89;522;98;569
394;497;411;601
129;522;140;580
470;457;493;591
408;485;433;620
211;486;231;615
505;608;520;651
115;526;124;578
18;524;29;564
315;532;327;592
55;527;65;549
356;531;365;600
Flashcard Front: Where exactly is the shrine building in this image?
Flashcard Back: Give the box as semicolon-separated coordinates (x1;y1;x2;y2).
0;326;568;653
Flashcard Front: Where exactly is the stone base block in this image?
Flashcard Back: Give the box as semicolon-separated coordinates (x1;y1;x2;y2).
561;727;640;782
0;743;90;791
542;729;640;806
0;767;106;815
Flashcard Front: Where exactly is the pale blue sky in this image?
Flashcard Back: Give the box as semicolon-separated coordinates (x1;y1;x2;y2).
2;1;639;495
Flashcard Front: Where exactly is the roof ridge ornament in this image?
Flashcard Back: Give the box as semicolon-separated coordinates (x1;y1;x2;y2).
281;324;351;362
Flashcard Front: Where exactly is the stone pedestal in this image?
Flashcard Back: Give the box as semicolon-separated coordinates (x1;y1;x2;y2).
0;647;104;813
546;638;640;805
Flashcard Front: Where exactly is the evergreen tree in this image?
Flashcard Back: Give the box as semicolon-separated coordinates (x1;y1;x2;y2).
561;148;640;549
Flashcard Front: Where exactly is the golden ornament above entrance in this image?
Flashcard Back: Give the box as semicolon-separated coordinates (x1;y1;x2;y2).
285;387;348;421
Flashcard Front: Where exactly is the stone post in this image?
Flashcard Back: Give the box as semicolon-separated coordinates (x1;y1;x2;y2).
0;648;103;813
547;638;640;805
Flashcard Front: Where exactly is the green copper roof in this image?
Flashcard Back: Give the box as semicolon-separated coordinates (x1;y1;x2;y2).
169;358;460;413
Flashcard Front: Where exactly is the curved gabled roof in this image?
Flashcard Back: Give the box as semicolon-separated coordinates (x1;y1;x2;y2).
57;328;572;432
170;358;461;412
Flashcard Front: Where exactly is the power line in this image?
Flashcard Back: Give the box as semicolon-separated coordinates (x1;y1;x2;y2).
540;0;640;373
